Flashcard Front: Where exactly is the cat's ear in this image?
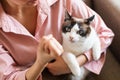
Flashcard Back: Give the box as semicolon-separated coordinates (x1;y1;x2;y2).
84;15;95;25
64;10;72;21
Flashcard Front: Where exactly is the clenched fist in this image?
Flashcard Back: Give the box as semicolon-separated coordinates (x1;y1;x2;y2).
37;34;63;63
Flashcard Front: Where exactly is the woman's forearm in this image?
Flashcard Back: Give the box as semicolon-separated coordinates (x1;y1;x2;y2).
77;54;88;66
25;59;47;80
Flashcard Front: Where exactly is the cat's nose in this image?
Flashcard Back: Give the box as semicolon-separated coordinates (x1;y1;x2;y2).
69;36;74;42
70;36;73;40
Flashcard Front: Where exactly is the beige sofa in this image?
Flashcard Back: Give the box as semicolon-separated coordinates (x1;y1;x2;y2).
42;0;120;80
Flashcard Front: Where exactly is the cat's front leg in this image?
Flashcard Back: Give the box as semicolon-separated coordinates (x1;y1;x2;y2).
92;38;101;60
62;52;80;76
70;67;89;80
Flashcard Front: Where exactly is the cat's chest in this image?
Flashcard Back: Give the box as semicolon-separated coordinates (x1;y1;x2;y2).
62;41;86;56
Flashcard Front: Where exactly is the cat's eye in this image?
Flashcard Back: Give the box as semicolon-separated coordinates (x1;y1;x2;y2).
66;27;71;32
77;30;84;35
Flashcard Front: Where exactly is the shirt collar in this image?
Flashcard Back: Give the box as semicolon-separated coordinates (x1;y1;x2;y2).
37;0;58;14
0;0;58;35
0;4;32;36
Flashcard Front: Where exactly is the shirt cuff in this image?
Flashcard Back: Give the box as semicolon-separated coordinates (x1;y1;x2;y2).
84;50;106;75
84;49;93;62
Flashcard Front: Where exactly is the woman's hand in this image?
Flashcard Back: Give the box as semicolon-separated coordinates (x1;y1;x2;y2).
37;34;63;63
47;53;88;76
26;34;63;80
47;56;71;75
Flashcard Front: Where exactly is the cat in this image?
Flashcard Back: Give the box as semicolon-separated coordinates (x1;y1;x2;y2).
61;11;101;80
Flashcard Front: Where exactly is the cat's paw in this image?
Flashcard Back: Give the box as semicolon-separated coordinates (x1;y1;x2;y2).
72;67;81;76
93;54;101;60
92;47;101;60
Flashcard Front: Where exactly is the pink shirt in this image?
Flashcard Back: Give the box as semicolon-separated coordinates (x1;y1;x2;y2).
0;0;114;80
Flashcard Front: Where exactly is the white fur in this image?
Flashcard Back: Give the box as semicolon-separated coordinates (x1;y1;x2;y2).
62;24;101;80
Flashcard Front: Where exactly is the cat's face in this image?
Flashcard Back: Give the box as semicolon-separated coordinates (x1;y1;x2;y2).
62;11;95;43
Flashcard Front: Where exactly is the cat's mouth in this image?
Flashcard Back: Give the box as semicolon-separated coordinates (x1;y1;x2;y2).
69;39;75;43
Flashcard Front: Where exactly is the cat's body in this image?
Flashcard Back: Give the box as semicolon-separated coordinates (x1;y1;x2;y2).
61;11;101;80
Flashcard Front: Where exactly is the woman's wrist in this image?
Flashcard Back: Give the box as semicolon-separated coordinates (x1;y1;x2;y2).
77;54;88;66
26;54;48;80
25;56;48;80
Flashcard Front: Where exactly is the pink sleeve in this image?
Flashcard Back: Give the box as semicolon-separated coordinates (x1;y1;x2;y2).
70;0;114;74
0;45;42;80
7;70;27;80
9;70;42;80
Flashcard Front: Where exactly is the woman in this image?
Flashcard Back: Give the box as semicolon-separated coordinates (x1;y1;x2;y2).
0;0;114;80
